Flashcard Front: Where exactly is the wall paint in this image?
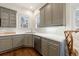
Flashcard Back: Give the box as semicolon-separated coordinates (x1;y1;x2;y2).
66;3;79;52
66;3;79;30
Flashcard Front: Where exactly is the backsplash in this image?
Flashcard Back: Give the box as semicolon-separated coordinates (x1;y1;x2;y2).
34;26;66;36
0;28;32;34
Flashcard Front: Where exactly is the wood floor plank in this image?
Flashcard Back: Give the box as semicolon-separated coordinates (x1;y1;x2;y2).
0;48;41;56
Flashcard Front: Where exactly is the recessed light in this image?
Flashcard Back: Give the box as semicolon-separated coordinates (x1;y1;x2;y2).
30;6;33;9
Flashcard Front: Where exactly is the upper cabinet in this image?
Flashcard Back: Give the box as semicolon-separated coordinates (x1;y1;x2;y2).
0;6;16;27
51;3;66;26
9;10;16;27
40;6;45;27
1;7;10;27
39;3;66;27
44;4;52;26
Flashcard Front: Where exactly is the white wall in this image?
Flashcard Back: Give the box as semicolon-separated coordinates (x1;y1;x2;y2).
66;3;79;52
0;3;33;33
66;3;79;30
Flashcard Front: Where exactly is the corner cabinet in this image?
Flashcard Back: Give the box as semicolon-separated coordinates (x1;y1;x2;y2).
24;34;33;47
39;3;66;27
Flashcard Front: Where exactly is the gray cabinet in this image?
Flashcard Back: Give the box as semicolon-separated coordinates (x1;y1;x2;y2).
34;35;41;54
1;7;10;27
48;40;60;56
12;35;24;48
9;10;16;27
39;3;66;27
41;38;48;56
51;3;65;26
24;34;33;47
44;4;52;26
32;34;61;56
40;6;45;27
41;37;60;56
0;6;16;27
0;36;12;52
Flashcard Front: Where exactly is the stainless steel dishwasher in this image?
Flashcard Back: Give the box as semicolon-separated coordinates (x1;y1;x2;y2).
34;35;41;54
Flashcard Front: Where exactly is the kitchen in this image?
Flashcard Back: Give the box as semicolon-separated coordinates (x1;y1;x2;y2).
0;3;78;56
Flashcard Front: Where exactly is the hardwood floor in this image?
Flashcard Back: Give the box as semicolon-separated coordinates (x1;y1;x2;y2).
0;48;41;56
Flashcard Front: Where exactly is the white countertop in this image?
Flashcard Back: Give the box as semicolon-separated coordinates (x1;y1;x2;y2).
0;32;65;42
0;32;32;36
33;33;65;42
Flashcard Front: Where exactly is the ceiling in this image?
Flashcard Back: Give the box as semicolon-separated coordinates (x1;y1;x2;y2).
14;3;45;11
0;3;45;11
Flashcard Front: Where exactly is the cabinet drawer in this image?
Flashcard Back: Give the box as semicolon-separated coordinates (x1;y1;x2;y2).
48;39;60;45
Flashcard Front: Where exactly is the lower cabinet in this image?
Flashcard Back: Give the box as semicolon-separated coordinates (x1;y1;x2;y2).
24;34;33;47
48;41;60;56
41;38;48;56
0;36;12;52
0;34;61;56
33;35;41;54
41;38;60;56
12;35;24;48
0;34;33;53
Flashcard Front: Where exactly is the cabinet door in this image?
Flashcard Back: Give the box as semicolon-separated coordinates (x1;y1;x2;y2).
51;3;64;26
12;35;23;48
0;36;12;52
1;7;10;27
24;34;33;47
41;38;48;56
48;41;60;56
40;7;45;27
34;36;41;53
44;4;52;26
9;10;16;27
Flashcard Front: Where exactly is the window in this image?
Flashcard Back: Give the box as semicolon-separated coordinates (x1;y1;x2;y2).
20;15;29;28
36;14;40;28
